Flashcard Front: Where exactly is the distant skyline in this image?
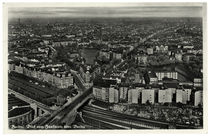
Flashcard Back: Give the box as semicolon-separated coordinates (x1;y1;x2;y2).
8;4;203;19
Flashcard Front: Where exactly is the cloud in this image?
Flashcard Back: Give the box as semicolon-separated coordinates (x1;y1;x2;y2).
8;5;203;19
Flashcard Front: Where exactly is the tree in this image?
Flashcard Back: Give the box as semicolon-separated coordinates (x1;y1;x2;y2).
163;102;169;106
146;100;151;106
198;104;202;111
177;102;183;108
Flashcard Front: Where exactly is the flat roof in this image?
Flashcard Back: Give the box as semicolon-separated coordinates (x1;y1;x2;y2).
8;94;29;111
9;107;32;118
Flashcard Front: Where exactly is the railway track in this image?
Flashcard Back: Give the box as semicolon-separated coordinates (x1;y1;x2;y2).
81;105;197;129
9;75;55;96
82;106;160;129
82;115;130;129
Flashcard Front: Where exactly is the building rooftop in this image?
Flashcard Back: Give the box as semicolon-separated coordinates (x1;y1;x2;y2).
148;71;157;78
93;76;117;88
163;83;179;89
8;94;29;111
9;107;32;118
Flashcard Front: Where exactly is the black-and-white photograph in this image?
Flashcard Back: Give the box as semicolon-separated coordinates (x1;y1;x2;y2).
4;2;206;131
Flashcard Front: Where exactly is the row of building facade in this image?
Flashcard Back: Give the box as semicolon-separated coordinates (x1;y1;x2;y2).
93;85;202;106
9;63;74;89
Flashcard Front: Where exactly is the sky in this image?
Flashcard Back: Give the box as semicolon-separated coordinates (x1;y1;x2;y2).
8;3;203;19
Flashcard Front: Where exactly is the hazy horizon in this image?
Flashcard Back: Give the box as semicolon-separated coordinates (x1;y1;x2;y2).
8;5;203;20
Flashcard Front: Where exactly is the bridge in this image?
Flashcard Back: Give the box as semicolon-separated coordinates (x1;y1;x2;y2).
37;87;92;126
8;88;54;119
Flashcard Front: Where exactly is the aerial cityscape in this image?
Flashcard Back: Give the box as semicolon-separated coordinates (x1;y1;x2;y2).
7;4;204;130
